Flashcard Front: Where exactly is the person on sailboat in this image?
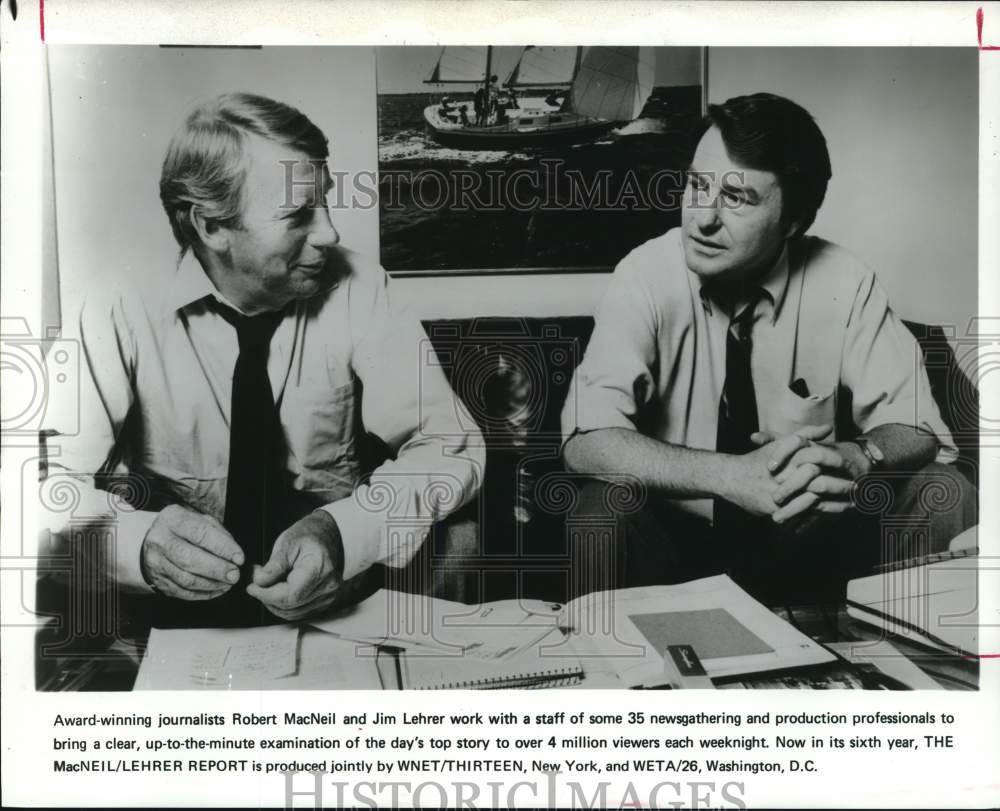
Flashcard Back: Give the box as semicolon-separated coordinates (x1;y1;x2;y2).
473;86;487;127
561;92;974;601
487;74;500;123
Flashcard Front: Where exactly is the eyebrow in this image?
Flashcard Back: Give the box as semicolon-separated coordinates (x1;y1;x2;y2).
720;178;761;204
278;176;334;217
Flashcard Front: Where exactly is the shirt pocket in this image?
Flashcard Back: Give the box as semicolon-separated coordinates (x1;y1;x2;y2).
763;384;836;437
293;379;359;471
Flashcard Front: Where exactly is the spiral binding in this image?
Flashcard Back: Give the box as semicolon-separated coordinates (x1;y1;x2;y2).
414;666;584;690
873;546;977;574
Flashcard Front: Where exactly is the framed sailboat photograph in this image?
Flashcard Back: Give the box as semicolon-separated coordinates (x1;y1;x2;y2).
375;46;706;275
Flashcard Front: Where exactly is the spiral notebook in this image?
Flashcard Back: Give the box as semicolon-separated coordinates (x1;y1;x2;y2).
381;634;584;690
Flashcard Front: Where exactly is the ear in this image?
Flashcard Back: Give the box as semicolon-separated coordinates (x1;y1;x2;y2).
189;207;232;253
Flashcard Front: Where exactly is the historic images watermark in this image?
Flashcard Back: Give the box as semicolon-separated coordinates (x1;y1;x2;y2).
280;159;752;215
282;770;749;809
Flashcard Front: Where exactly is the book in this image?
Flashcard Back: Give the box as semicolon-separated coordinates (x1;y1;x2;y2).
559;574;836;687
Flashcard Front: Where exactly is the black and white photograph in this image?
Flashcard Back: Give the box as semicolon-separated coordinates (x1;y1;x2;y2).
26;41;981;692
1;2;997;808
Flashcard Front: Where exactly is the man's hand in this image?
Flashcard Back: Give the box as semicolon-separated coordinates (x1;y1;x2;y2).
140;504;244;600
246;510;345;621
720;425;835;517
753;429;870;524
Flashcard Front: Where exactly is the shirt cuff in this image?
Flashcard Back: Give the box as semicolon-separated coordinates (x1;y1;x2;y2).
111;508;159;593
856;400;958;464
561;412;638;458
321;497;383;582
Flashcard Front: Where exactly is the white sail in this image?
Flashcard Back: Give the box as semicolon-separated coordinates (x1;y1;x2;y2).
426;46;488;83
505;46;579;87
566;46;654;122
635;46;655;118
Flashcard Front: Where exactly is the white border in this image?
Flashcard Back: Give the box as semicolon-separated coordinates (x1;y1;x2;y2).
3;2;999;808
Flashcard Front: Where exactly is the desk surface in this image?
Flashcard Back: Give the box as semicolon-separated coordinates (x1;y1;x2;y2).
36;601;978;691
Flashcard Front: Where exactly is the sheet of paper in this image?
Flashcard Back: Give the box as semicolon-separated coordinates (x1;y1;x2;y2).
271;629;383;690
134;625;298;690
308;590;561;661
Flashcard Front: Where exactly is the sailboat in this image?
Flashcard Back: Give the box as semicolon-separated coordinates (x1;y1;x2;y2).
423;46;653;150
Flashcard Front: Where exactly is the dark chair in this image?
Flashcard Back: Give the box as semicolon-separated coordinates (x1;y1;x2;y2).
422;316;980;604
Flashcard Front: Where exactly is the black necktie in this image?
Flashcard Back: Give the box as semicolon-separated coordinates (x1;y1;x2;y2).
153;303;287;628
714;295;770;567
218;305;287;576
716;299;760;455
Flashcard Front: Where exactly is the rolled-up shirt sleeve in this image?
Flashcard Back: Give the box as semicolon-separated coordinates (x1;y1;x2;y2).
561;258;659;447
841;272;957;462
40;287;158;593
321;264;484;580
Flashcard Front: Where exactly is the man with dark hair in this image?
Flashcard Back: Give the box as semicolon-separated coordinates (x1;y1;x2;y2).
561;92;975;598
45;93;484;627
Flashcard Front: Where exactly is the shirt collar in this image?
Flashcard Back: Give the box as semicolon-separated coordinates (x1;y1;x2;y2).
697;240;791;325
169;249;250;315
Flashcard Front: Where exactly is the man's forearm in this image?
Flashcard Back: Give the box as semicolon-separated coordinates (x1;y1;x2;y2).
834;423;938;477
563;427;738;501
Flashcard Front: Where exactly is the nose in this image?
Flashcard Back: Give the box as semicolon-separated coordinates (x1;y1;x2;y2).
690;192;722;232
309;206;340;248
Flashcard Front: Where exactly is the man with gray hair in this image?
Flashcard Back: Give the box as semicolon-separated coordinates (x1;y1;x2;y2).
45;92;484;627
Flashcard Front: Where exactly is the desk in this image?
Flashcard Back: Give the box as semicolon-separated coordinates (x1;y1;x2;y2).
36;597;977;691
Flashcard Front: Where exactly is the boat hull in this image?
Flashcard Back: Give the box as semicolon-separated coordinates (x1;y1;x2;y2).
423;105;616;150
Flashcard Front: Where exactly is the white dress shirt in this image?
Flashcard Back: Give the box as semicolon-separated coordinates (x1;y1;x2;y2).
563;228;956;521
42;247;484;591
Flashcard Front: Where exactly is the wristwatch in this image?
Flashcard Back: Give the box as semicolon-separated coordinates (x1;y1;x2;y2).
850;436;885;470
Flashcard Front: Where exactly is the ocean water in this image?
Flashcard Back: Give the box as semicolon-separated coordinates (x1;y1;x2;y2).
377;86;703;272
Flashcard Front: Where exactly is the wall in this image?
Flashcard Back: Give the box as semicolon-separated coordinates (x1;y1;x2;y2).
708;47;978;330
50;46;977;327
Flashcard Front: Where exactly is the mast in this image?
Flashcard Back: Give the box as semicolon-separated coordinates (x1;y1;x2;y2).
484;45;493;95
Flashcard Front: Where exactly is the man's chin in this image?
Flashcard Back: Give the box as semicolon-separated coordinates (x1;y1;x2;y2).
294;267;338;296
683;245;733;280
